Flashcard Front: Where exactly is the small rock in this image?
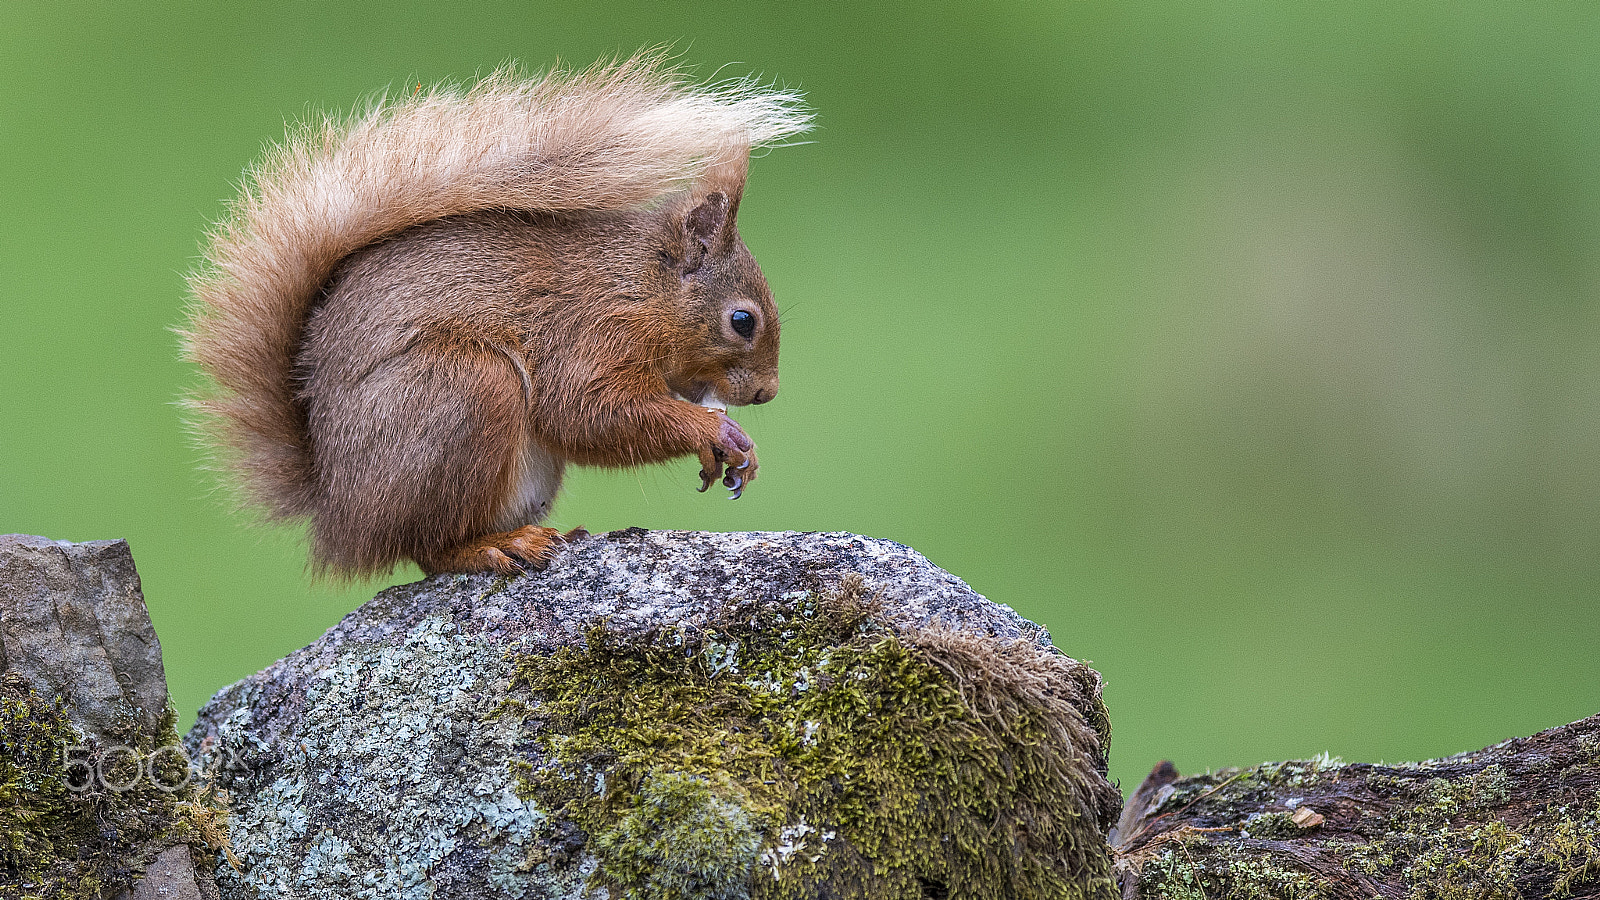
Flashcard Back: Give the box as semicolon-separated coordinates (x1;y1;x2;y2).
0;534;169;745
1290;807;1325;829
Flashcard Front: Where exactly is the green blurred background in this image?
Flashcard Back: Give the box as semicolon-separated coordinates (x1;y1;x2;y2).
4;1;1598;792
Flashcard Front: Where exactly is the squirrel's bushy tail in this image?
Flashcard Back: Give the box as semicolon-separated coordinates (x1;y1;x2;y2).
182;55;810;522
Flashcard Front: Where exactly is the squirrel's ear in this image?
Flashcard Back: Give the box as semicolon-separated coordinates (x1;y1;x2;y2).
685;192;728;249
679;192;729;273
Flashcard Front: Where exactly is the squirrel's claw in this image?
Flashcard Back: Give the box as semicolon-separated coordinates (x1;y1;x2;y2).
421;524;567;575
482;548;526;575
722;456;753;499
698;409;757;498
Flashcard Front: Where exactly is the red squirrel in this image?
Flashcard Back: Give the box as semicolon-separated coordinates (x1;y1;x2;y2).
182;57;810;576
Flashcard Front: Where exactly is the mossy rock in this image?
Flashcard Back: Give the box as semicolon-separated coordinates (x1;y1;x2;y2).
0;676;205;899
512;578;1120;899
0;536;221;900
188;530;1121;899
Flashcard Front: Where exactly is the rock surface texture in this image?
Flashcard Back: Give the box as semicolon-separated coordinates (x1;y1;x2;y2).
0;534;217;900
186;529;1123;899
0;534;170;746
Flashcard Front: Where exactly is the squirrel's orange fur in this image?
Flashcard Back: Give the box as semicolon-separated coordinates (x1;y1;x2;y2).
182;56;810;576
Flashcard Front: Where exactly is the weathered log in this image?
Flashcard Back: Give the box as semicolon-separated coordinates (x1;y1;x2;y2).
1112;713;1600;898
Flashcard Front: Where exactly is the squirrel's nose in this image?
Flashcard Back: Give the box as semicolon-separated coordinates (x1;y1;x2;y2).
751;380;778;404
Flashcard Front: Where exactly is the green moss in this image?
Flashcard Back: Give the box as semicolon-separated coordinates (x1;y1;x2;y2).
1131;758;1600;900
1253;754;1341;789
1541;793;1600;897
1369;762;1575;899
1146;837;1325;900
0;674;200;899
1414;765;1512;821
589;771;762;900
508;584;1118;900
1392;788;1600;900
1243;811;1303;841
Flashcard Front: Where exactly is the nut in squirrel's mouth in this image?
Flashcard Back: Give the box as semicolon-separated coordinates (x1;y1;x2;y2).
673;390;728;412
669;381;729;411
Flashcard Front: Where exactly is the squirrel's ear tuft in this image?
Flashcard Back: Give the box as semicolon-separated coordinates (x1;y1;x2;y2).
679;192;729;273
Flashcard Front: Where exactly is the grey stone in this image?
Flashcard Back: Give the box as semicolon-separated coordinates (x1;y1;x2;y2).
187;530;1112;900
0;534;170;745
126;846;207;900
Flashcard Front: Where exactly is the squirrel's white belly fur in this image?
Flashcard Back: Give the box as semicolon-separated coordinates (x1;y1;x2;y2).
498;396;725;531
496;441;567;531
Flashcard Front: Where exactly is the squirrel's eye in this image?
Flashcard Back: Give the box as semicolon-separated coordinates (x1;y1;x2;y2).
730;309;756;339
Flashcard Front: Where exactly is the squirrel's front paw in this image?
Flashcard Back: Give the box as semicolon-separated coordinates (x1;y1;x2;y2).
697;411;758;499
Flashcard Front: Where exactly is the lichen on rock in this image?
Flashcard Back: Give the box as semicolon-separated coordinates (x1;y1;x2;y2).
187;530;1123;899
195;612;580;900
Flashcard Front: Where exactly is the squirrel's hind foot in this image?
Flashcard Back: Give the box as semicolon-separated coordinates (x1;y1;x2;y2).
417;525;580;575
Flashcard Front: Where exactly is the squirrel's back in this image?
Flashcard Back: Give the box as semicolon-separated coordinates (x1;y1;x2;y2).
183;55;809;524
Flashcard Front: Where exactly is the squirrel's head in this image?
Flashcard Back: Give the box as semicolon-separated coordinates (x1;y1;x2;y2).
655;181;781;409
